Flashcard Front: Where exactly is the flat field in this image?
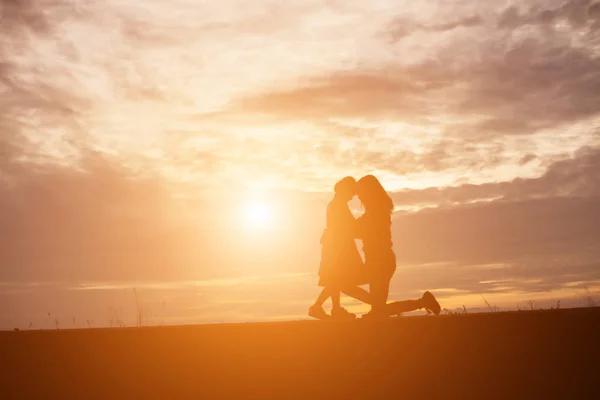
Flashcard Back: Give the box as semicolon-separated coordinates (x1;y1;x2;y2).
2;307;599;399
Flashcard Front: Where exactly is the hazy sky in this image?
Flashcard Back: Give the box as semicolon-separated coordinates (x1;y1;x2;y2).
1;0;600;329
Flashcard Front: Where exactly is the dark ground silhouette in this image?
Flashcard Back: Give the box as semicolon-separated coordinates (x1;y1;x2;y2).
2;307;599;399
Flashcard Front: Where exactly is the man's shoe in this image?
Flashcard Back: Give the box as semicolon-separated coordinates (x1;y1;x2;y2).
331;307;356;320
422;291;441;315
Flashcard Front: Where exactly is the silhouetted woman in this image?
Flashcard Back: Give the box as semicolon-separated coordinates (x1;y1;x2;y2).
355;175;440;318
309;176;368;320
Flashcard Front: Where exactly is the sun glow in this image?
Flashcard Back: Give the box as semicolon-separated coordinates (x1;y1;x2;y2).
243;202;274;230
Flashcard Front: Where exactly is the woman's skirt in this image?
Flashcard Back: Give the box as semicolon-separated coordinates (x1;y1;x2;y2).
318;240;368;287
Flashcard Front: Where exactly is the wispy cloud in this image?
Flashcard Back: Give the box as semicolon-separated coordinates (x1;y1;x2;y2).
2;0;599;192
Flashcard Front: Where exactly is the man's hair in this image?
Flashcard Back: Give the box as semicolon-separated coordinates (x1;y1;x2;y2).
334;176;356;194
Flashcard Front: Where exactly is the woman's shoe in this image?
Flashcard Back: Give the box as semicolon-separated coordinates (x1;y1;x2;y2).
308;305;330;320
421;291;441;315
331;307;356;320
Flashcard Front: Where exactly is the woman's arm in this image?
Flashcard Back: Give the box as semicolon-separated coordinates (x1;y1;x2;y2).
327;201;358;241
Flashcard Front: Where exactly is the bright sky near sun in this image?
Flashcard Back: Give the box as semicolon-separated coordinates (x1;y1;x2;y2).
243;202;273;229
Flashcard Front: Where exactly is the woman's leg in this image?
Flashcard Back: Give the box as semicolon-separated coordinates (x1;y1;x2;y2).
313;288;330;307
385;292;441;316
385;299;422;315
330;286;357;319
369;274;390;316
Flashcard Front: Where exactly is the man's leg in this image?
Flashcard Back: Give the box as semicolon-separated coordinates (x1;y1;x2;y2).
379;276;391;312
368;275;389;316
363;269;395;318
341;286;371;305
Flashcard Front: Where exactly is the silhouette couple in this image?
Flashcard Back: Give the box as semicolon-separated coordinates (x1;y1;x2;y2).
309;175;441;320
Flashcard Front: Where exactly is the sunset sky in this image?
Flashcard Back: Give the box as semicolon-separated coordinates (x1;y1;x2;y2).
2;0;600;329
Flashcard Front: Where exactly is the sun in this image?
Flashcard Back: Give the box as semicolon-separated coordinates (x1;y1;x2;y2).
243;202;274;230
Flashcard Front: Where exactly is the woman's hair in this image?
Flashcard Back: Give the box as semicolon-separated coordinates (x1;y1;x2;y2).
357;175;394;214
334;176;356;195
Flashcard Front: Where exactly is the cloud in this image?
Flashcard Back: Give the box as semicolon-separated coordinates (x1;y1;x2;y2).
2;0;599;194
390;144;600;209
386;195;600;307
497;1;598;30
234;18;600;135
385;14;483;42
0;147;224;283
216;0;600;187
